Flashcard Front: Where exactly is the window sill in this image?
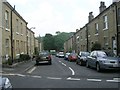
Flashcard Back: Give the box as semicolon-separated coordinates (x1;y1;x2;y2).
95;33;99;36
16;32;19;35
103;28;108;31
5;28;10;31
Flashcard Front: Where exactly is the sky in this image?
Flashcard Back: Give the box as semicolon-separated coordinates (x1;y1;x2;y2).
7;0;112;37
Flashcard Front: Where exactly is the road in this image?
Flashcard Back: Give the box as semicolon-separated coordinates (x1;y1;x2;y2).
2;56;120;89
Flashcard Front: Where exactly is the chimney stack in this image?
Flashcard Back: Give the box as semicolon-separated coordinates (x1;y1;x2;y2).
99;1;106;13
88;12;94;22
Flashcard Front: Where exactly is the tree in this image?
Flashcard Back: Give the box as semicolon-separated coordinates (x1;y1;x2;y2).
56;31;61;35
39;32;74;52
91;42;101;51
43;34;55;51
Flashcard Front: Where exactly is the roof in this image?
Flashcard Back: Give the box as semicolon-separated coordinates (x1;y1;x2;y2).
3;1;28;24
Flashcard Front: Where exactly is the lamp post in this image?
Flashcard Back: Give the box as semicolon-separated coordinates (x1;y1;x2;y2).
29;27;35;57
10;5;15;65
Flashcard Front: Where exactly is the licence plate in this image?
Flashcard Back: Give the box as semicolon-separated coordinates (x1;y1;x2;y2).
113;64;118;67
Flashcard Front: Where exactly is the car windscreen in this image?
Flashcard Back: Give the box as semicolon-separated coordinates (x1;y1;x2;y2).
97;52;107;57
81;52;90;56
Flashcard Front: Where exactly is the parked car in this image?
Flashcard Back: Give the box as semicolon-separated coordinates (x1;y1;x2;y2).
58;52;64;58
76;51;90;66
64;52;70;60
0;77;12;90
55;52;59;57
68;53;78;62
86;51;120;72
35;51;52;65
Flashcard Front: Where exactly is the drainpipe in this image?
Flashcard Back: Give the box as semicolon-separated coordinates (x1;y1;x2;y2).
10;5;15;65
86;24;89;52
115;2;119;56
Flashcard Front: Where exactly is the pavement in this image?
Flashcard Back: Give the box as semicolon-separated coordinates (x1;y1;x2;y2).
2;59;35;74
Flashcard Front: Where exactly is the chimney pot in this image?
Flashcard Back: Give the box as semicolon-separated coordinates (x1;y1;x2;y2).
99;1;106;13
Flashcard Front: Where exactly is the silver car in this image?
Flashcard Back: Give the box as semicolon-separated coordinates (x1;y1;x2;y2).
86;51;120;72
0;77;12;90
76;51;90;66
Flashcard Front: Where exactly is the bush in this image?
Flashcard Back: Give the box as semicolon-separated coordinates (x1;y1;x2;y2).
19;54;31;61
91;43;101;51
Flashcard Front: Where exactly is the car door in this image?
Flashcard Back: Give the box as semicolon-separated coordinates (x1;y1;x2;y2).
88;51;94;67
90;51;97;68
91;51;97;68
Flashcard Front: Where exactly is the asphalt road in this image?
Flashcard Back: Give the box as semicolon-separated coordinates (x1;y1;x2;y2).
2;56;120;89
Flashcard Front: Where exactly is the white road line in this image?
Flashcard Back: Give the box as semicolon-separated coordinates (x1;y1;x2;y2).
62;63;67;66
16;74;26;77
106;80;120;83
67;77;80;81
31;76;42;78
47;77;62;80
2;73;16;76
69;67;75;76
107;78;120;83
87;79;102;82
27;67;36;74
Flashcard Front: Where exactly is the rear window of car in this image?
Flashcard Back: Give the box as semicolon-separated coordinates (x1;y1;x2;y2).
81;52;90;56
40;52;49;55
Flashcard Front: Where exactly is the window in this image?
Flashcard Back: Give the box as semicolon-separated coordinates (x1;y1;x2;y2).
16;40;20;54
5;39;9;55
103;15;108;30
16;19;19;33
118;8;120;16
5;10;9;29
21;22;23;34
80;32;82;40
95;23;99;34
76;36;79;43
104;36;108;47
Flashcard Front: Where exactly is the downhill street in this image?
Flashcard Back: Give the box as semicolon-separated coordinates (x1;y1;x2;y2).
2;56;120;89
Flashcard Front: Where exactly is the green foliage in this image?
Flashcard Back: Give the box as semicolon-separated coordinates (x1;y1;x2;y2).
34;47;39;55
54;32;74;51
43;34;55;51
19;54;31;61
91;43;102;51
42;32;74;51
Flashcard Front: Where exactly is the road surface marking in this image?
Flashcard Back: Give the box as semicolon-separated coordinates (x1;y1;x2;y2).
106;78;120;83
69;67;75;76
2;73;16;76
31;75;42;78
47;77;62;80
67;77;80;81
87;79;102;82
62;63;67;66
16;74;26;77
59;61;61;63
27;67;36;74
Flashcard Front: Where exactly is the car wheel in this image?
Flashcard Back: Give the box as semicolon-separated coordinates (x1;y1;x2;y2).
76;61;78;64
48;61;52;65
36;61;39;65
79;60;82;66
86;61;89;68
96;63;101;72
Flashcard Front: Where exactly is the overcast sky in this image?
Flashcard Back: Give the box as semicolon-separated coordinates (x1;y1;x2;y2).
7;0;112;37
